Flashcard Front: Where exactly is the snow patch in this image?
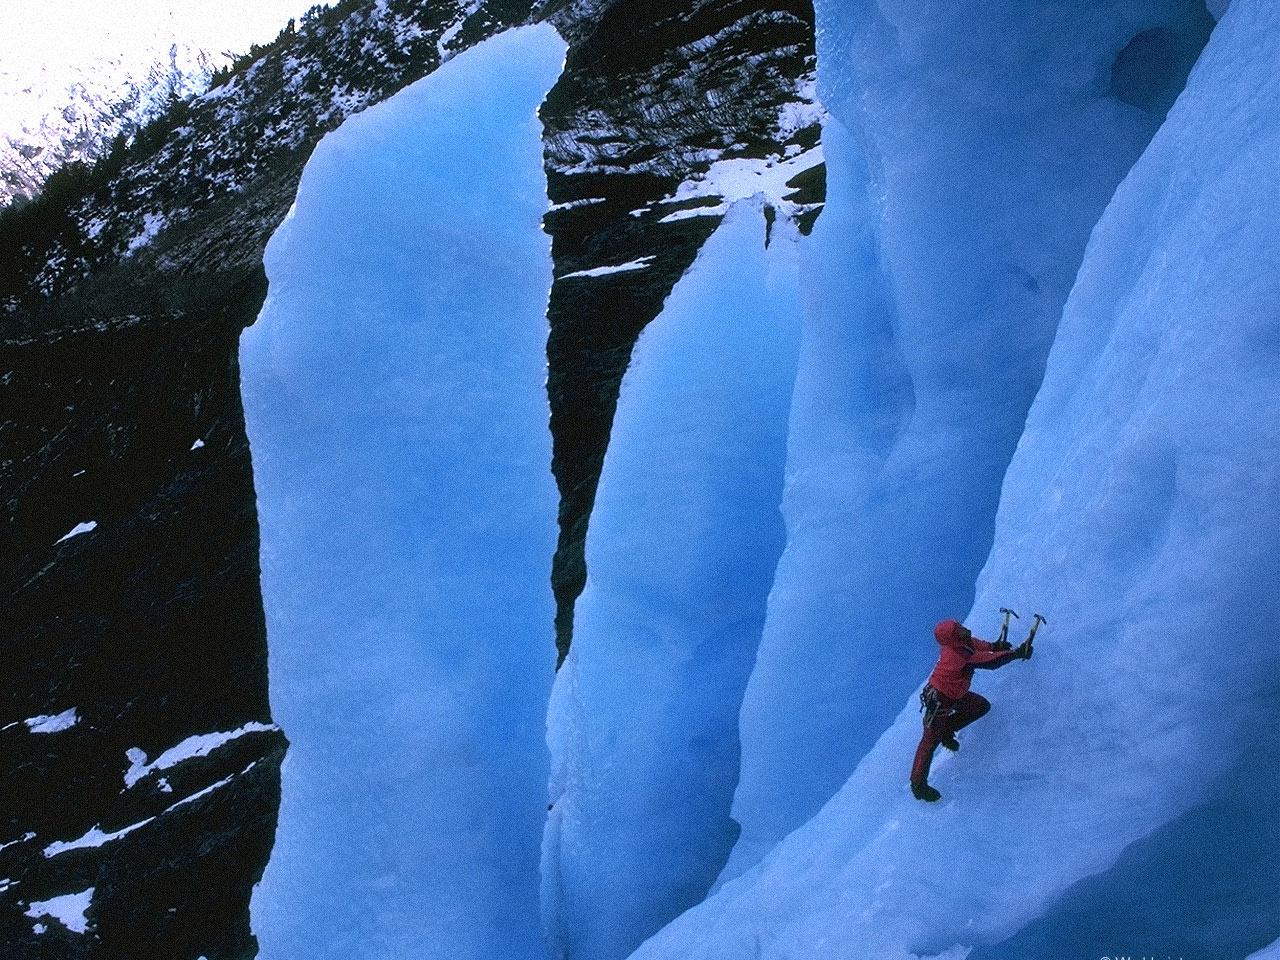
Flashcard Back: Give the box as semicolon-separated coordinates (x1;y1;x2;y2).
43;819;153;858
548;197;607;212
24;888;94;935
126;213;168;252
123;722;277;789
665;146;823;211
0;832;35;853
777;76;824;138
190;438;206;450
55;521;97;544
25;709;79;734
560;256;656;279
659;204;729;223
47;762;256;858
437;0;483;59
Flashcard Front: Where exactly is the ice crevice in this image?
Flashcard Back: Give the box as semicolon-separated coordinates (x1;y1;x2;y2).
543;198;804;960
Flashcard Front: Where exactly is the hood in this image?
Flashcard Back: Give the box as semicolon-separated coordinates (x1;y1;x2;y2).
934;618;967;648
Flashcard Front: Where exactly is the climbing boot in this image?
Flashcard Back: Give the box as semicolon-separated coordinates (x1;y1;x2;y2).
911;781;942;802
939;734;959;752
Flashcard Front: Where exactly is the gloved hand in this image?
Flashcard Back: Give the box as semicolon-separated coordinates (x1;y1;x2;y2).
1016;640;1034;660
992;639;1013;652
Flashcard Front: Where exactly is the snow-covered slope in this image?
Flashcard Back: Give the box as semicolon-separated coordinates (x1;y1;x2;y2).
240;25;564;960
0;45;214;208
625;0;1280;956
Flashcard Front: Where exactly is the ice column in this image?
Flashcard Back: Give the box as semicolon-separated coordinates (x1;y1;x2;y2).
722;0;1215;880
544;205;801;960
632;1;1280;956
240;26;565;960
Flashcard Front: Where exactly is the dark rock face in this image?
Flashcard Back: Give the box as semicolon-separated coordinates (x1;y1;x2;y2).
0;286;284;959
0;0;821;953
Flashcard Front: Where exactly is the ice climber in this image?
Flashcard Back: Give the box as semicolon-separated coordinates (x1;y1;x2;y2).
910;618;1032;802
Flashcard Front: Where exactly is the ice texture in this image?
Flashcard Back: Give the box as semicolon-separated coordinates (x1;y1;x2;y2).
240;25;565;960
721;0;1215;881
543;204;801;960
629;1;1280;956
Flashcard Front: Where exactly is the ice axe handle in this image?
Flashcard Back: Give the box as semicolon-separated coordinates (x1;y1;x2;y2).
1028;613;1047;644
997;607;1020;645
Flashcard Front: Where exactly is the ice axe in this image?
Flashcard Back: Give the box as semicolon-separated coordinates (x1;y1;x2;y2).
997;607;1020;646
1024;612;1047;655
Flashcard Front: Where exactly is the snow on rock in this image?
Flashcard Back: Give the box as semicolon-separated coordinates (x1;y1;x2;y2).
629;2;1280;957
123;722;277;789
24;888;94;935
559;256;656;280
24;708;79;734
190;438;206;450
46;762;257;858
44;819;154;859
720;0;1215;882
547;197;606;212
659;145;824;225
55;521;97;545
240;25;565;960
125;212;169;253
0;832;35;853
544;203;802;960
437;0;484;59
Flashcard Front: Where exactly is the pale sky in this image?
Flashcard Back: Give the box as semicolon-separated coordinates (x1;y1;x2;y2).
0;0;314;130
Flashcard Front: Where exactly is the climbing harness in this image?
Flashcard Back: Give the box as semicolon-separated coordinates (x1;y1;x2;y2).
919;685;954;728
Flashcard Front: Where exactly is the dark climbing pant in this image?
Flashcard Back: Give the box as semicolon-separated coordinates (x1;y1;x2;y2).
910;690;990;788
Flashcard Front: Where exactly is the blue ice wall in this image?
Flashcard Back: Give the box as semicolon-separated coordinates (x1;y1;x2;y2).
239;25;565;960
722;0;1215;881
543;205;802;960
630;1;1280;956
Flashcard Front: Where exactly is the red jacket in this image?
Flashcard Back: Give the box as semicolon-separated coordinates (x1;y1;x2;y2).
927;619;1022;700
